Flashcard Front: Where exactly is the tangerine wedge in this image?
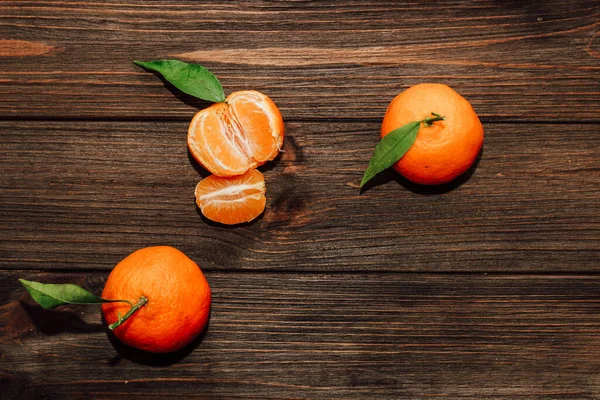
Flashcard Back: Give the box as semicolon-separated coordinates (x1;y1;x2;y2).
195;169;266;225
188;90;284;177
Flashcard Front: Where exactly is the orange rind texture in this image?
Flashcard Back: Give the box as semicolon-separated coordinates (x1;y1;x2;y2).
101;246;211;353
381;83;484;185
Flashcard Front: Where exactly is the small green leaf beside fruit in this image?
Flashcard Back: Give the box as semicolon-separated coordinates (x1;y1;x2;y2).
19;279;130;309
360;113;445;188
134;60;226;103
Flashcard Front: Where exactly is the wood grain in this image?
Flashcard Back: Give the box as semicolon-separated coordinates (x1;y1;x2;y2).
2;270;600;399
2;2;600;398
1;0;599;120
1;120;598;273
0;40;57;57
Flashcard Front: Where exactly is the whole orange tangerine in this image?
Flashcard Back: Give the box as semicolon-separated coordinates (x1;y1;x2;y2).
101;246;211;353
381;83;484;185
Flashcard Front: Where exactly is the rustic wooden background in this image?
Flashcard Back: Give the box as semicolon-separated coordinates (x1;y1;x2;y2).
1;1;599;399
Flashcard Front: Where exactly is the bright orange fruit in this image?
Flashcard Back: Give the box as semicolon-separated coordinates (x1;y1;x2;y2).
188;90;284;177
195;169;266;225
101;246;211;353
381;83;484;185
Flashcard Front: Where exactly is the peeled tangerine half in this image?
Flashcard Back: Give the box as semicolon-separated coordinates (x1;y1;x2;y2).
188;90;284;177
195;169;266;225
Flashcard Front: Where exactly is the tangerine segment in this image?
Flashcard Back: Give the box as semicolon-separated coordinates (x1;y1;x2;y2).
195;169;266;225
188;90;284;177
381;83;484;185
101;246;211;353
227;90;284;163
188;103;250;176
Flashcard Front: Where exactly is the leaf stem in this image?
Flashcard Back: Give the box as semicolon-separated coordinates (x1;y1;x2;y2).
108;296;148;330
423;112;445;127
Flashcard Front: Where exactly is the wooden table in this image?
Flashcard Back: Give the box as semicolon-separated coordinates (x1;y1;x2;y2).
1;1;599;398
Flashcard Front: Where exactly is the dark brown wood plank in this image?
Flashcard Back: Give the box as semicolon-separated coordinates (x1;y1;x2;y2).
1;0;599;120
2;270;600;399
1;120;598;272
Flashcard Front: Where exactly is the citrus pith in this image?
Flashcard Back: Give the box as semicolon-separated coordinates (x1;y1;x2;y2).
188;90;284;177
195;169;266;225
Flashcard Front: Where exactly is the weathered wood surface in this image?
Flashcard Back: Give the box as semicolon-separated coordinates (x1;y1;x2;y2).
3;271;600;400
1;0;599;120
2;0;600;399
1;120;598;273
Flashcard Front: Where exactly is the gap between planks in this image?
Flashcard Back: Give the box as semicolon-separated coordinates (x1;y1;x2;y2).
4;268;600;277
1;116;600;124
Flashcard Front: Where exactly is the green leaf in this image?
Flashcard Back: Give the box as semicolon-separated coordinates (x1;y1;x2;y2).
19;279;129;310
359;112;446;188
134;59;225;103
360;121;421;187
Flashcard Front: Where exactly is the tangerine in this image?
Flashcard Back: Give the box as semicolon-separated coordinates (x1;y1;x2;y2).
381;83;484;185
101;246;211;353
188;90;284;177
195;169;266;225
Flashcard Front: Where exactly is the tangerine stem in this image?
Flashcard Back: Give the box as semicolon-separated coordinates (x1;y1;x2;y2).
108;296;148;331
423;112;445;126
